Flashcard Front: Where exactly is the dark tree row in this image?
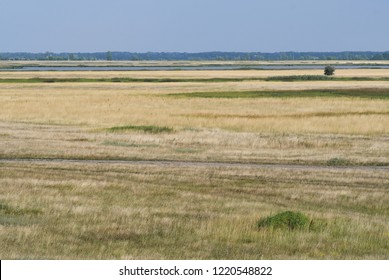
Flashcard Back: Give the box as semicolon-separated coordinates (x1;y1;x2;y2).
1;51;389;61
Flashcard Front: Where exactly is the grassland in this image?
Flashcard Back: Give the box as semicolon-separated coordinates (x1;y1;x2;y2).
0;65;388;259
2;60;389;69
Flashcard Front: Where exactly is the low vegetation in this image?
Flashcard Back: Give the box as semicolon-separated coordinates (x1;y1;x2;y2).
257;211;311;231
1;76;389;84
172;88;389;99
264;75;389;82
0;162;388;259
107;125;173;134
0;66;388;259
0;77;251;83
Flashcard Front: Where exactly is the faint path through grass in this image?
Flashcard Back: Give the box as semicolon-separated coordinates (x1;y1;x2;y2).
0;158;387;171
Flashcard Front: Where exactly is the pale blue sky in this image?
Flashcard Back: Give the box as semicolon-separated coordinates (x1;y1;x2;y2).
1;0;388;52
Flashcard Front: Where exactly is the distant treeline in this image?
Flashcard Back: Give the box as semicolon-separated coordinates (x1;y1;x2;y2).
1;51;389;61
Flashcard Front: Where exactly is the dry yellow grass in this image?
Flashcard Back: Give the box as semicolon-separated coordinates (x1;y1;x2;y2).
1;68;389;79
0;81;388;135
1;67;388;259
1;161;388;259
1;121;388;165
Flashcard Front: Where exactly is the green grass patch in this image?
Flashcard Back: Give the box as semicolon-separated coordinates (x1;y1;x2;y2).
111;77;254;83
265;75;389;82
102;141;139;147
0;78;92;83
107;125;173;134
102;140;159;148
266;75;335;82
326;157;353;166
174;148;202;154
257;211;311;231
0;202;42;216
0;202;41;226
171;89;389;99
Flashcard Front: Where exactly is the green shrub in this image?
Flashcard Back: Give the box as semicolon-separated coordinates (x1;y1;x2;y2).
324;65;335;76
257;211;310;231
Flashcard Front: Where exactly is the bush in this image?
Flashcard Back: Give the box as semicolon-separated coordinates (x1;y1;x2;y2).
324;65;335;76
257;211;310;230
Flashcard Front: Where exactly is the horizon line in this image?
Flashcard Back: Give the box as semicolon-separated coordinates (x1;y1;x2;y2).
2;51;389;54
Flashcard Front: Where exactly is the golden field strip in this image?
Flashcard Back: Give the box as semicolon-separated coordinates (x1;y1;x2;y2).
0;64;388;259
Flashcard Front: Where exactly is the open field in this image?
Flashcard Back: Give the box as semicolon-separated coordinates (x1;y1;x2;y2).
0;66;388;259
1;79;388;135
2;69;389;80
1;161;388;259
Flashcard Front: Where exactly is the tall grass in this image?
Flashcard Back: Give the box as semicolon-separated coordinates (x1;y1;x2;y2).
1;162;388;259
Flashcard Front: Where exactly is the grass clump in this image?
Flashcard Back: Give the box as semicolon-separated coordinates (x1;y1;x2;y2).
0;202;42;216
257;211;310;231
107;125;173;134
326;157;352;166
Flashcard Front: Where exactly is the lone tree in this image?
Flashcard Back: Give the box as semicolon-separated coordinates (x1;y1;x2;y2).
324;65;335;76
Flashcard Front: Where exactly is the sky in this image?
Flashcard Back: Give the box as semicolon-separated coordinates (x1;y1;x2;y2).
1;0;388;53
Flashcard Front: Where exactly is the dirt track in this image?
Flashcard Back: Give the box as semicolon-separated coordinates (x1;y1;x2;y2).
0;158;387;171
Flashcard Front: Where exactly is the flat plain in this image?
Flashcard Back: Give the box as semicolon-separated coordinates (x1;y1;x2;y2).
0;62;388;259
